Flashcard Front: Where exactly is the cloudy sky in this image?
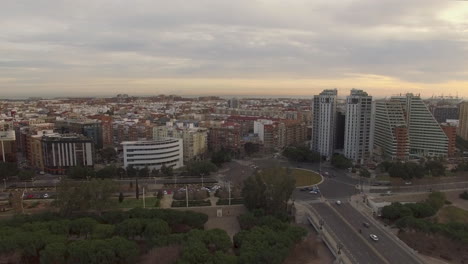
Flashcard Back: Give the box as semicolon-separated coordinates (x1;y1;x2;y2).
1;0;467;98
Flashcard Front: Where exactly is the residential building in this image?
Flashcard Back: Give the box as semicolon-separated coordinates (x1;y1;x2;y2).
42;133;94;174
311;89;337;158
344;89;372;164
441;123;457;157
373;99;409;160
459;102;468;141
0;130;16;162
153;125;208;162
122;138;183;170
89;115;113;146
228;98;239;108
430;105;459;123
373;94;449;160
205;122;242;153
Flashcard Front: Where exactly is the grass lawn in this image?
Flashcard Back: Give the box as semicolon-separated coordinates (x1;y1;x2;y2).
437;206;468;224
375;175;390;181
278;168;321;187
116;196;160;209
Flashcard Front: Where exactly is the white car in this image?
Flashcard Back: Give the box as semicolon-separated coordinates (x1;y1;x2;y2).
43;193;49;198
309;190;318;194
336;200;342;205
370;234;379;241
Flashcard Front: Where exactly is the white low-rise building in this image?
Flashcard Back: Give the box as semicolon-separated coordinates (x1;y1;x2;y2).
122;138;183;170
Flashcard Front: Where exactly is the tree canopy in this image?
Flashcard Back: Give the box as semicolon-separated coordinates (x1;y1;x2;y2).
331;154;352;169
242;167;296;214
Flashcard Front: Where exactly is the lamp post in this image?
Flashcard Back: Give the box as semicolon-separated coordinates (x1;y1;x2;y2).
337;242;343;255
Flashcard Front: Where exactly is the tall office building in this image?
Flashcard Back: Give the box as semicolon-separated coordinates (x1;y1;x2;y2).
344;89;372;164
373;94;448;160
311;89;337;158
458;102;468;141
41;133;94;174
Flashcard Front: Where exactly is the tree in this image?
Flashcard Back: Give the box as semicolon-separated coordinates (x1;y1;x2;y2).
126;165;138;178
360;168;371;178
0;162;19;178
100;146;117;163
18;169;35;181
244;142;260;156
331;154;352;169
143;219;170;240
160;164;173;176
242;167;296;214
55;179;118;215
119;192;124;203
282;146;320;163
96;165;117;179
69;217;98;238
151;168;160;177
92;224;115;239
185;161;217;176
40;242;67;264
138;166;149;178
211;149;232;166
425;160;445;177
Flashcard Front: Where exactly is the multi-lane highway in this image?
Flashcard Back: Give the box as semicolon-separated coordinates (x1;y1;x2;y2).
289;159;422;264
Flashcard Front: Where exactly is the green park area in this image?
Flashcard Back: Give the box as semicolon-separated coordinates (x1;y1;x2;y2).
277;168;321;187
438;206;468;224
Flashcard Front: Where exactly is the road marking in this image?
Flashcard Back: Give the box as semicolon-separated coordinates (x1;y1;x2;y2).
326;202;390;264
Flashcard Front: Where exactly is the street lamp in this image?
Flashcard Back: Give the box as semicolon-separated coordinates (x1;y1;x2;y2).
337;242;343;255
201;173;204;188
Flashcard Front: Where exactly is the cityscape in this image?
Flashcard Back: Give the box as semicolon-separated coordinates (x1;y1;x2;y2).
1;1;468;264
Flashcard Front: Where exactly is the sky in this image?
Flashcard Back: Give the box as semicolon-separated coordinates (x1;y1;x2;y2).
0;0;468;98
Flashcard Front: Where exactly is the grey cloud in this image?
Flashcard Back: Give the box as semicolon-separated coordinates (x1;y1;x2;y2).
1;0;468;96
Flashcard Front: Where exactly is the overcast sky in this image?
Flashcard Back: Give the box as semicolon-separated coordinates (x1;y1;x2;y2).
1;0;467;98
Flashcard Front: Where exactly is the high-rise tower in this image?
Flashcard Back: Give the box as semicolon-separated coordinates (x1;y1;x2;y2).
311;89;337;158
344;89;372;164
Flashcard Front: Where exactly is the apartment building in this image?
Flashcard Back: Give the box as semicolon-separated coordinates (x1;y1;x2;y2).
459;102;468;141
374;94;449;160
311;89;337;158
122;138;183;170
344;89;372;164
153;125;208;162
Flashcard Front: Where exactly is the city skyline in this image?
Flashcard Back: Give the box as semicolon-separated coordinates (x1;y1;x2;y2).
1;0;468;98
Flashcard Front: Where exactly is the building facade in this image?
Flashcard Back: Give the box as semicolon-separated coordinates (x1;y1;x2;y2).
153;126;208;162
311;89;337;158
344;89;372;164
42;133;94;174
373;94;449;160
56;119;103;149
459;102;468;141
122;138;183;170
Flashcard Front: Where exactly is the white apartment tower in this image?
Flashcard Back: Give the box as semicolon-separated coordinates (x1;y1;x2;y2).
344;89;372;164
311;89;337;158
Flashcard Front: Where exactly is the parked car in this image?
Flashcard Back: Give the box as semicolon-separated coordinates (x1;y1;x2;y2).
309;190;318;194
42;193;49;199
362;222;371;228
336;200;342;205
370;234;379;241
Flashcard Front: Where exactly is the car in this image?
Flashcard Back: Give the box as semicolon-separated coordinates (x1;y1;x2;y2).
42;193;49;198
370;234;379;241
362;222;371;228
309;191;318;194
336;200;342;205
404;181;412;185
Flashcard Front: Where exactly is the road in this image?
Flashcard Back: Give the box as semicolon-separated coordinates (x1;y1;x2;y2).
337;202;419;264
309;202;387;264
